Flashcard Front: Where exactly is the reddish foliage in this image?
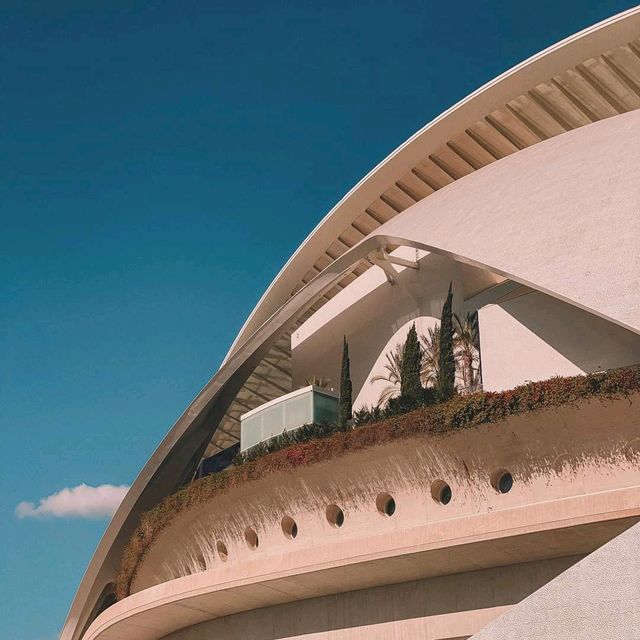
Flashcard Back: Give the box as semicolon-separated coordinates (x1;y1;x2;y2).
284;445;308;466
115;365;640;600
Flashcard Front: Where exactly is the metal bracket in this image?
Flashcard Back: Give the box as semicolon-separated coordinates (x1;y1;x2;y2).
368;248;419;284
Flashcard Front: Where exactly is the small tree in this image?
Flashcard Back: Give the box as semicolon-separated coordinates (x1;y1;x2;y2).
338;336;352;427
420;325;441;388
454;311;481;393
304;375;331;388
401;323;422;403
370;343;403;406
437;283;456;401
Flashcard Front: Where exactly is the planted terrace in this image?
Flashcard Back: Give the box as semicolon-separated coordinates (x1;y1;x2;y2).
116;365;640;599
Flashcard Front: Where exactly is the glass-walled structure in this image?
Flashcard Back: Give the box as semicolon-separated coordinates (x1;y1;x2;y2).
240;386;338;452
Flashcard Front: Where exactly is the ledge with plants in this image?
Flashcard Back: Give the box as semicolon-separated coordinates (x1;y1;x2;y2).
115;364;640;600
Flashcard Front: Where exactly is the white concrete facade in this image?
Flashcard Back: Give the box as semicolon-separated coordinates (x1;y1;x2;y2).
83;396;640;640
469;520;640;640
290;104;640;396
62;9;640;640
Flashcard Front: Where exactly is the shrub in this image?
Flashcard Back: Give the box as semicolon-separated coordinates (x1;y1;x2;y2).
385;393;422;417
353;404;384;426
422;385;438;406
234;421;344;466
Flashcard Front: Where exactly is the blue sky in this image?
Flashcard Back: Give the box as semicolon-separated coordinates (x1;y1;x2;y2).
1;1;635;637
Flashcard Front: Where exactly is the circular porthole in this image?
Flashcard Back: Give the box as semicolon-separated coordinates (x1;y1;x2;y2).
216;540;228;561
431;480;452;505
491;469;513;494
244;527;259;550
326;504;345;528
376;492;396;517
281;515;298;539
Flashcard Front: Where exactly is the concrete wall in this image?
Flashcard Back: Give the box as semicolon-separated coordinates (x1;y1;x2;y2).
83;396;640;640
469;521;640;640
164;556;582;640
294;254;640;402
479;290;640;392
132;396;640;594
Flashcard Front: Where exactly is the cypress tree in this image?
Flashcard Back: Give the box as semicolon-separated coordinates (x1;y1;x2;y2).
338;336;352;427
437;282;456;401
400;323;422;402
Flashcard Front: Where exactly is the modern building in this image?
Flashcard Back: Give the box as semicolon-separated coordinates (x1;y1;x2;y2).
62;8;640;640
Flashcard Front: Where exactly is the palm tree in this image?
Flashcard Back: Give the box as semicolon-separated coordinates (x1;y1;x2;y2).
453;312;481;392
370;343;403;406
420;325;440;388
304;376;332;389
372;314;481;405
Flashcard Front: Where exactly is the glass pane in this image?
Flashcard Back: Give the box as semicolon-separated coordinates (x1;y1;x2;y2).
313;392;339;424
240;389;337;451
260;403;286;441
241;414;262;450
283;394;312;430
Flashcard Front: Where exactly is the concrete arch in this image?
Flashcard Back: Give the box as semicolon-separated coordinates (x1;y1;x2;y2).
373;110;640;336
224;6;640;361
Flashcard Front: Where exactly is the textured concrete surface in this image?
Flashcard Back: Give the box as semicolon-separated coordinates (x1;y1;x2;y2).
470;521;640;640
133;396;640;593
80;396;640;640
162;557;579;640
479;291;640;392
61;9;640;638
65;108;640;640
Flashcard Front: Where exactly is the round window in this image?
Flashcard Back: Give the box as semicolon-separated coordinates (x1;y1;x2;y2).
281;515;298;539
431;480;452;505
490;469;513;494
376;492;396;517
244;527;259;550
326;504;345;528
216;540;228;561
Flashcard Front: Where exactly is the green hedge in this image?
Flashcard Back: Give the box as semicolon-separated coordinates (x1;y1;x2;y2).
115;365;640;600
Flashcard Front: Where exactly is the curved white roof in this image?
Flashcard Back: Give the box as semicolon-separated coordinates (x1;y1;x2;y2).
213;6;640;455
62;9;640;640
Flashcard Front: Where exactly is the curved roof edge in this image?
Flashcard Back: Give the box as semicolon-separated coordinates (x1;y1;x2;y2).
61;8;640;640
223;5;640;363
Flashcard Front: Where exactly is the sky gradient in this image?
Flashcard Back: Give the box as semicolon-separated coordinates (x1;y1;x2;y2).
1;1;637;638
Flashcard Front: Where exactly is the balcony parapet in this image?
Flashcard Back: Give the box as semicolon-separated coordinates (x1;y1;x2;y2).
115;369;640;605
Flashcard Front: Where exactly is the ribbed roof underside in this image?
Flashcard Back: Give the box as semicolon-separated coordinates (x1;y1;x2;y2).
205;37;640;456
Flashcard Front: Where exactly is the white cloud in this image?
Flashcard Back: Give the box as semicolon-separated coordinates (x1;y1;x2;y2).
16;483;129;520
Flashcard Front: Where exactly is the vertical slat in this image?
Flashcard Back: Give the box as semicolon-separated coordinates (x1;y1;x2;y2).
603;45;640;95
529;82;593;129
381;185;417;211
485;109;541;148
552;69;618;120
429;145;474;179
448;133;498;168
578;57;640;111
413;159;455;189
396;171;435;200
466;121;519;159
507;95;567;138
